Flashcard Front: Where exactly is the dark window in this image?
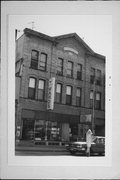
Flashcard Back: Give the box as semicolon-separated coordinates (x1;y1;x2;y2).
66;86;72;105
39;53;47;71
38;79;45;100
56;83;62;103
77;64;82;80
28;78;36;99
57;58;63;75
31;50;39;69
67;61;73;77
95;92;101;110
90;67;95;84
96;69;101;85
76;88;81;107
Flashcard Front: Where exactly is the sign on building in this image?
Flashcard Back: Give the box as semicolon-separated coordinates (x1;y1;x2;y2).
80;114;92;123
47;77;55;110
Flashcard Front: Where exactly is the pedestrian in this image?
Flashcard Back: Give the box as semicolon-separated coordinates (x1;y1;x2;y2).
86;129;92;157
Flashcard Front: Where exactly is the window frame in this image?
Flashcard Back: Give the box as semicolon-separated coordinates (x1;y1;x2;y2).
90;67;95;84
77;64;82;80
57;58;63;76
28;77;36;99
55;83;62;103
39;52;47;71
38;79;46;101
66;85;72;105
76;87;82;107
31;50;39;70
90;90;95;108
67;61;73;78
95;92;101;110
96;69;101;86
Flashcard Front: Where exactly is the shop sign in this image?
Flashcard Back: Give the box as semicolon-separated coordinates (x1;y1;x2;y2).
47;77;55;110
80;114;92;123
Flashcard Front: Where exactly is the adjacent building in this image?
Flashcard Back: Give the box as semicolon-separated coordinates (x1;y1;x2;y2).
15;28;105;142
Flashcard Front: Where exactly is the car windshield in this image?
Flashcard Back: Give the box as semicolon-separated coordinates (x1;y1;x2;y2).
93;137;105;144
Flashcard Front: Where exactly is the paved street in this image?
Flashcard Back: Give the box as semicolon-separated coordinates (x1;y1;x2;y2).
15;150;71;156
15;140;105;156
15;149;104;156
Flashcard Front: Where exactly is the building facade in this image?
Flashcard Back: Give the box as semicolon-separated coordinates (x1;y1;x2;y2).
15;28;105;142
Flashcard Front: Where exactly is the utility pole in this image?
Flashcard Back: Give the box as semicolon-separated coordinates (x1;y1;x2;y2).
92;78;95;135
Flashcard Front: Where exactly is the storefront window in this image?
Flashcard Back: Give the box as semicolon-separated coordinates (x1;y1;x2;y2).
34;120;61;141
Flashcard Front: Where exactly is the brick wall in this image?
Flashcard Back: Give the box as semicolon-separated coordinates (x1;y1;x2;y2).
16;32;105;122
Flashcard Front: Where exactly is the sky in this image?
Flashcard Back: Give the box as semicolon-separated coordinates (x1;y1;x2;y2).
10;15;112;58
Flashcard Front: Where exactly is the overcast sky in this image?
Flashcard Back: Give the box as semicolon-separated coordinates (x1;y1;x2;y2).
10;15;112;58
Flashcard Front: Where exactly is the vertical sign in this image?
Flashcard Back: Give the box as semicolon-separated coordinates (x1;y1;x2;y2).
47;77;55;110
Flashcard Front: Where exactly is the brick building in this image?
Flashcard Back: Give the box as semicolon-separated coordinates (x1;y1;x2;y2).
15;28;105;142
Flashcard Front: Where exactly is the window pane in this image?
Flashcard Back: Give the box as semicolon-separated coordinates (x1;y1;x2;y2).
56;84;61;93
31;50;38;60
97;70;101;78
29;78;35;88
68;62;72;69
28;88;35;99
77;88;81;97
66;95;71;104
91;68;95;76
56;93;61;103
38;80;45;89
67;61;73;77
77;64;82;72
76;97;81;106
41;53;47;62
57;58;63;75
66;86;72;95
38;89;44;100
96;93;100;100
90;91;93;99
39;53;47;70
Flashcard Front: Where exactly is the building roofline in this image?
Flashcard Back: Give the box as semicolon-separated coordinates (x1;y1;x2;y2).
22;28;105;60
24;28;55;43
54;33;95;55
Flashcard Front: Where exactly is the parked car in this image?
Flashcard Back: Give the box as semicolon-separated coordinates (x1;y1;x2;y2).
66;136;105;156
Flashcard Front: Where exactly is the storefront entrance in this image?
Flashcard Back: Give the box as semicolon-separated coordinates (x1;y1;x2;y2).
22;119;34;140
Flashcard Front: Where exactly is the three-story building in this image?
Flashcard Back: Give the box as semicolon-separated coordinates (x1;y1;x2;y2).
15;28;105;142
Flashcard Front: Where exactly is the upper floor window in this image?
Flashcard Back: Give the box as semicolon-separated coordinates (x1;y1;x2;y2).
57;58;63;76
76;88;81;107
95;92;101;110
77;64;82;80
90;90;94;108
39;53;47;71
28;77;36;99
38;79;45;100
31;50;39;69
66;86;72;105
67;61;73;77
56;83;62;103
96;69;101;85
90;67;95;84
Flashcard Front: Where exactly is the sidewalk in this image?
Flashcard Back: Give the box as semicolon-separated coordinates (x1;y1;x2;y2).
15;140;68;152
